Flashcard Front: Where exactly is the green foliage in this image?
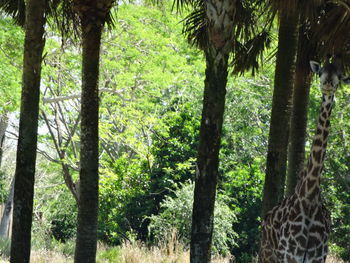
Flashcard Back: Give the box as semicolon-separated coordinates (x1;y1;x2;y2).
148;182;237;256
96;246;122;263
97;4;204;244
0;237;10;258
98;102;200;244
219;73;271;261
99;155;148;244
0;171;7;203
222;158;265;262
32;167;78;249
147;102;200;209
0;18;23;113
51;239;76;257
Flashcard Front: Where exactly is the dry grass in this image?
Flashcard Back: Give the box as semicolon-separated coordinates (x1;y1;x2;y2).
97;241;231;263
0;250;73;263
0;245;346;263
326;254;346;263
30;250;73;263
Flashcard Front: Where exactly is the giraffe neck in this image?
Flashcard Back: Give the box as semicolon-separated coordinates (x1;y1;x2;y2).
297;94;334;202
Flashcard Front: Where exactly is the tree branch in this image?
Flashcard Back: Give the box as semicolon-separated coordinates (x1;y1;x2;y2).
42;88;127;103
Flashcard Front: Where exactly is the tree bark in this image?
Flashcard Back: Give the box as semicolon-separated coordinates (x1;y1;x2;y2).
10;0;46;262
190;1;235;261
286;26;315;196
190;48;228;263
0;177;14;238
261;11;299;217
74;12;102;263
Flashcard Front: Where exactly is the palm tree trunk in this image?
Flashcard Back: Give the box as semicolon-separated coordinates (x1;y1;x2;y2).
10;0;46;262
190;48;228;263
286;26;315;196
190;1;235;261
74;14;102;263
261;11;299;217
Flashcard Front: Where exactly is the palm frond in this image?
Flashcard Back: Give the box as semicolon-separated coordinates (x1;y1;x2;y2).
269;0;323;19
232;31;271;75
0;0;25;26
48;0;80;41
180;0;273;73
173;0;202;13
105;4;118;30
182;6;208;49
311;1;350;69
48;0;117;42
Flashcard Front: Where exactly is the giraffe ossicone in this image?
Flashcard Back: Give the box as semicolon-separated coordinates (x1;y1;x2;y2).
259;59;350;263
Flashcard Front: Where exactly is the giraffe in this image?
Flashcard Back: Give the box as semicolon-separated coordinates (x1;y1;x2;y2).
259;57;350;263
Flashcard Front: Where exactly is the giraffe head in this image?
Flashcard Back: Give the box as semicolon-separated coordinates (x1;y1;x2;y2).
310;60;350;95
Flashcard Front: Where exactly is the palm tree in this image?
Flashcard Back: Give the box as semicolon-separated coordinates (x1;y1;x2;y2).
0;0;79;261
71;1;115;262
176;1;270;261
261;6;299;216
6;0;46;261
285;21;317;195
261;0;324;216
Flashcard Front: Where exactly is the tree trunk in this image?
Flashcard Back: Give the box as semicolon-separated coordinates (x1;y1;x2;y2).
286;26;315;196
0;114;8;168
10;0;46;262
0;177;14;238
190;0;235;260
74;13;102;263
261;11;299;217
190;49;228;263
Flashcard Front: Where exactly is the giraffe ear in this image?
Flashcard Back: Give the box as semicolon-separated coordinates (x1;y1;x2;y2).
310;61;321;73
341;76;350;85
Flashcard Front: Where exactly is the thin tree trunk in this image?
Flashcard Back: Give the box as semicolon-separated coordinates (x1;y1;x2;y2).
261;11;299;217
10;0;46;261
286;27;314;196
74;14;102;263
0;177;14;238
0;114;8;168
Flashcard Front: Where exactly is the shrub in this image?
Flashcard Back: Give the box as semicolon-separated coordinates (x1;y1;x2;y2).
51;238;75;257
96;246;122;263
148;182;237;256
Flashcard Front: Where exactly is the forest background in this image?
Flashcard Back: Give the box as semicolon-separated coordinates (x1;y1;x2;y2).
0;1;350;263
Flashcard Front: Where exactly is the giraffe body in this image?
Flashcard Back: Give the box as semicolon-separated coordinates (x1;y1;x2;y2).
259;58;350;263
260;190;330;263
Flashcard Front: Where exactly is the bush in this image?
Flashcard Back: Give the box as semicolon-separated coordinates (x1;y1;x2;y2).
51;238;75;257
96;246;122;263
148;182;237;256
221;158;265;262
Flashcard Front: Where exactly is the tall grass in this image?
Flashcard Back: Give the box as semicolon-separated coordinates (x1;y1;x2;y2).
97;241;231;263
0;242;346;263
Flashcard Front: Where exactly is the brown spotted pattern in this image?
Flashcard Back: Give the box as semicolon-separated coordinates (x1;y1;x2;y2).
258;61;345;263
